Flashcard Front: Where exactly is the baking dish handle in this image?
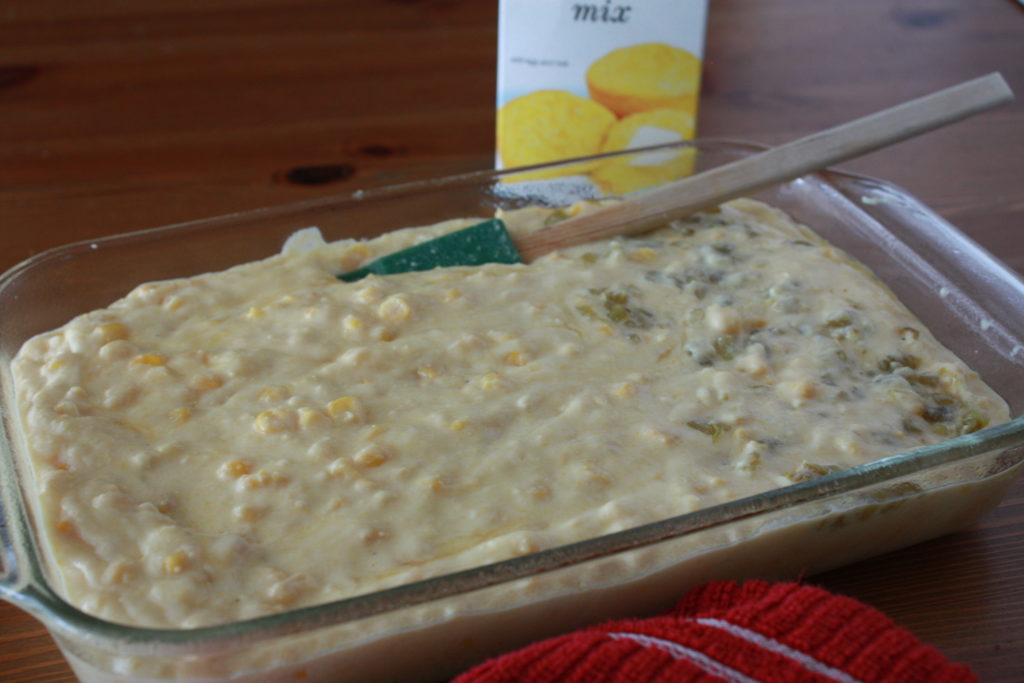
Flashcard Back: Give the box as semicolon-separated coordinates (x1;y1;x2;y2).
0;471;67;624
0;479;42;617
0;504;54;624
0;476;22;592
0;500;23;596
0;411;28;595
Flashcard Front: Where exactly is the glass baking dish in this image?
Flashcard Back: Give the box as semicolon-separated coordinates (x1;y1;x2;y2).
2;140;1023;682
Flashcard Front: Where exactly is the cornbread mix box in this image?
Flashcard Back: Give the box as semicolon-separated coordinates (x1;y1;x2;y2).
496;0;708;192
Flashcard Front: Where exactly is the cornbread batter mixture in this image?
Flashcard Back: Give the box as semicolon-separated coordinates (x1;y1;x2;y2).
11;199;1008;628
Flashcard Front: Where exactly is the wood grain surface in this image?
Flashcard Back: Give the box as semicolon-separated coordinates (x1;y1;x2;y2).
1;1;1022;680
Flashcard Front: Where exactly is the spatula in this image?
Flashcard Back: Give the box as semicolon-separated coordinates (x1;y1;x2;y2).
338;73;1012;282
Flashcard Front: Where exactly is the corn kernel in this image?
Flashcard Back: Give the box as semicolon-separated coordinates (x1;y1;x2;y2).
361;425;385;440
342;314;364;332
417;365;440;379
242;469;289;489
504;351;528;367
613;382;636;398
102;560;134;586
163;296;185;311
53;400;79;416
267;573;313;606
378;295;412;322
449;419;468;431
219;459;252;479
190;375;223;392
362;527;387;544
529;483;551;500
836;433;863;456
377;329;397;342
168;407;192;425
354;445;390;468
735;445;762;473
746;317;768;331
258;385;289;402
585;464;612;486
234;505;265;522
936;365;963;392
356;284;384;304
479;372;503;389
736;346;769;377
628;248;658;263
641;427;677;445
97;322;130;342
706;305;742;335
164;551;190;575
781;379;818;401
326;458;348;478
298;407;325;429
56;520;74;534
131;353;166;366
341;243;370;270
245;306;266;320
327;397;365;424
423;476;448;494
254;408;295;434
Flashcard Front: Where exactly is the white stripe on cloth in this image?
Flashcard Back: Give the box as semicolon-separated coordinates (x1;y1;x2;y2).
692;618;863;683
607;632;761;683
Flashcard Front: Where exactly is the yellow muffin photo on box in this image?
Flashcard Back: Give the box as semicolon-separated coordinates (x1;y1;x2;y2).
496;2;708;186
591;108;697;195
586;42;702;118
602;108;696;153
497;90;617;179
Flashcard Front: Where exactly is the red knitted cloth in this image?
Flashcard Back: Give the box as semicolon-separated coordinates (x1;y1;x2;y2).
454;580;975;683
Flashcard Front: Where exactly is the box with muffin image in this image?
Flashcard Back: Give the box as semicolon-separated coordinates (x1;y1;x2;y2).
496;0;708;193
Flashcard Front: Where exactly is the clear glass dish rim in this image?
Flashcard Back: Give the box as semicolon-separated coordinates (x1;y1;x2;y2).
1;139;1022;654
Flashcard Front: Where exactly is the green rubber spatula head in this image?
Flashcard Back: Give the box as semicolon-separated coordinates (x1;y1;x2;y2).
339;73;1012;283
338;219;520;282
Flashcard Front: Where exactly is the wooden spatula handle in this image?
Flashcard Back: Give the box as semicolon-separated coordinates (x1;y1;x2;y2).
515;72;1013;262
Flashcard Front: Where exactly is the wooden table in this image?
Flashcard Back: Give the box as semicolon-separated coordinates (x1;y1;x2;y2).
1;1;1021;680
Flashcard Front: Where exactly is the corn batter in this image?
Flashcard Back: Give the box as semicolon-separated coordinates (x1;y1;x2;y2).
11;199;1008;628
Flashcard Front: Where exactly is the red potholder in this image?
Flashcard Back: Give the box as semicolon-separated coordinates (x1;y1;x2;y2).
454;580;975;683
